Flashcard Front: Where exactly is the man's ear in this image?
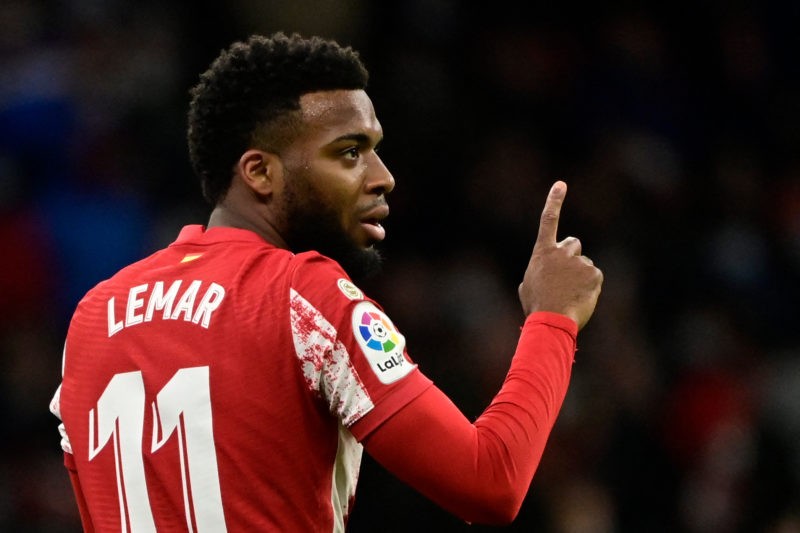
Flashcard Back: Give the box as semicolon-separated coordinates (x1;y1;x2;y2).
236;149;283;197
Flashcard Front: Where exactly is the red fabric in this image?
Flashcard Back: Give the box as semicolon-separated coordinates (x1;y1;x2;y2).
55;225;431;532
64;454;95;533
54;223;574;528
357;312;577;524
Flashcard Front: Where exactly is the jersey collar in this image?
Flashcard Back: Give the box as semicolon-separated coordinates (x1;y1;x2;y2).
171;225;277;247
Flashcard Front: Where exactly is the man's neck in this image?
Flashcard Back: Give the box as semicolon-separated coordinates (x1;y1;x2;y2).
207;204;288;250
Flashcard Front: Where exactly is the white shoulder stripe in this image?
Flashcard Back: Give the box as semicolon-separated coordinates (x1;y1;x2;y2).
290;289;374;426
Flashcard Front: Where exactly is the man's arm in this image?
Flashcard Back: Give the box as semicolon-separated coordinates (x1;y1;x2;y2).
358;312;576;524
51;385;95;532
355;181;602;524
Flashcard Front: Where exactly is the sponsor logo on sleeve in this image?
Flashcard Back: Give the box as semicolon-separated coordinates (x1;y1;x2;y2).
337;278;364;300
351;301;414;384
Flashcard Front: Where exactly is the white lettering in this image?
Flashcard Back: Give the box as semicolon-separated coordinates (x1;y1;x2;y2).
191;283;226;328
108;297;123;337
145;281;182;322
106;280;226;336
126;284;148;327
171;280;202;322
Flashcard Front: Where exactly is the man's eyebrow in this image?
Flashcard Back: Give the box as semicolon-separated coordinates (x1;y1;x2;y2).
329;133;383;147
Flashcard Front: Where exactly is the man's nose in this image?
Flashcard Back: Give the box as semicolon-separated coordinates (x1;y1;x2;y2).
365;154;395;195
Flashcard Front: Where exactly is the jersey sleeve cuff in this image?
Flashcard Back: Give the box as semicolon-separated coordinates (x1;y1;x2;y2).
524;311;578;339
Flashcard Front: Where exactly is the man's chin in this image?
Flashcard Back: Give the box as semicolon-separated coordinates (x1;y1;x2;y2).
282;214;384;281
336;246;384;282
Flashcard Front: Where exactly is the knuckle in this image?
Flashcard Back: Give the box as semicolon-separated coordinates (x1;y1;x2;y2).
540;210;559;223
594;268;604;283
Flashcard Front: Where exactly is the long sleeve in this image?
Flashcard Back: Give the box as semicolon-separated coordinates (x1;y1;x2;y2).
355;311;576;524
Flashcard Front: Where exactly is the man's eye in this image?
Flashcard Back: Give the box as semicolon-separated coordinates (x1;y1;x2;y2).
343;147;360;159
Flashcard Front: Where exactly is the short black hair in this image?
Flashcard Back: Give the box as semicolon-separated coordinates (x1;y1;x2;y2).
187;32;369;205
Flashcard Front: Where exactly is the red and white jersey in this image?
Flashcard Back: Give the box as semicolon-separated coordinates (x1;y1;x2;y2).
50;225;432;532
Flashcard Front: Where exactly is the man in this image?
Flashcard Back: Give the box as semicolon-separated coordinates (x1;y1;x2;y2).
50;32;602;531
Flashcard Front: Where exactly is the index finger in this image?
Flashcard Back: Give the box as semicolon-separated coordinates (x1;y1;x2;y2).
536;180;567;245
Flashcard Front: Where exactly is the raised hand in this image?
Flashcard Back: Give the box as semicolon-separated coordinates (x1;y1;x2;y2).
518;181;603;330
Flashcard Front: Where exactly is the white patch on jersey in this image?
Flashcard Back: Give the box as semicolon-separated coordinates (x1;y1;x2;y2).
330;424;363;532
290;289;374;426
51;343;73;455
49;384;73;455
351;301;415;385
337;278;363;301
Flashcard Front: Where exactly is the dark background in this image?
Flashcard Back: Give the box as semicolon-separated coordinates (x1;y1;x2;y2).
1;1;798;531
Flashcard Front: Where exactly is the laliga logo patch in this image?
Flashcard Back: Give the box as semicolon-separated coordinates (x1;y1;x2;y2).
359;311;399;352
337;278;363;300
352;301;413;384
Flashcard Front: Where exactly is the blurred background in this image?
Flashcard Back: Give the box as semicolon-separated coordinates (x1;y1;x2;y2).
1;1;798;531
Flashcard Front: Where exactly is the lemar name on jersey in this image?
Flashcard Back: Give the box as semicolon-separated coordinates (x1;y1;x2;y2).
107;280;226;337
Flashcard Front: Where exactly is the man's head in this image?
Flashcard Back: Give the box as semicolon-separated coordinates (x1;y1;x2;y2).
188;33;395;279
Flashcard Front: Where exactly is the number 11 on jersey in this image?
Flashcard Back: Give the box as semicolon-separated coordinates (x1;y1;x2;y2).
89;366;227;532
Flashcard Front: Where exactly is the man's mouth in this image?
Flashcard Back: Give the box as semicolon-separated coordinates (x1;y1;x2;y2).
360;219;386;242
359;204;389;243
